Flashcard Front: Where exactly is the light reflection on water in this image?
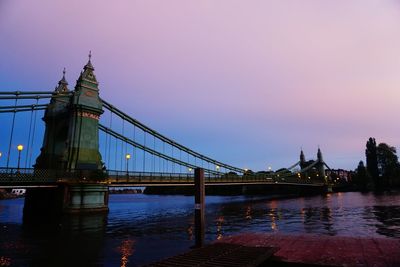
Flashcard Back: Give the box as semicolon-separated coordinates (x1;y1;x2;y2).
0;191;400;266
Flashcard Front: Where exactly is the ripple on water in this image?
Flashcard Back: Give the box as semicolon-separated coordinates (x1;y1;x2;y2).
1;191;400;266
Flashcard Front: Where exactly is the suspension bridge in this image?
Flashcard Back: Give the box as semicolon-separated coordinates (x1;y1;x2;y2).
0;55;330;214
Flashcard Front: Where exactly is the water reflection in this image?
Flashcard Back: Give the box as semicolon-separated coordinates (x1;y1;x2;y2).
0;256;11;266
20;213;108;266
1;192;400;266
186;219;194;240
215;216;225;240
267;208;278;231
117;239;135;267
370;205;400;238
245;205;252;220
301;201;336;235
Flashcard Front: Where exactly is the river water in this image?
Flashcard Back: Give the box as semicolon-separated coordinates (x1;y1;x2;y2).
1;191;400;266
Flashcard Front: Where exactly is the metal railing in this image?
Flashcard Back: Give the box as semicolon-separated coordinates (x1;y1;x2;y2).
0;167;325;186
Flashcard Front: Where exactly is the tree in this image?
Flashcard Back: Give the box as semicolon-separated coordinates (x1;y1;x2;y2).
365;138;379;188
352;161;369;190
376;143;400;187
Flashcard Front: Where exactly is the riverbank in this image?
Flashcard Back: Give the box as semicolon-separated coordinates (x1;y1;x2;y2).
109;188;143;194
0;189;19;200
146;232;400;266
216;233;400;266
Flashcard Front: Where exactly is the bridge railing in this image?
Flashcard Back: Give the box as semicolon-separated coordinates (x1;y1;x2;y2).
0;167;57;184
0;167;325;186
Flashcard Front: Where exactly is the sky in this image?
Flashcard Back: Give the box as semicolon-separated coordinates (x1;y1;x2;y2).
1;0;400;171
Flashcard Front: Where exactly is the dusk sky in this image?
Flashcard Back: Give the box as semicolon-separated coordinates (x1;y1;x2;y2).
1;1;400;171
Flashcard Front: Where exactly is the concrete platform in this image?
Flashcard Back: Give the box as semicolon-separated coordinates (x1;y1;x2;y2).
144;243;277;267
216;233;400;267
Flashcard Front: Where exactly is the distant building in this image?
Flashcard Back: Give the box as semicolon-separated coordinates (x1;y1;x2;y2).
326;169;353;182
11;189;26;196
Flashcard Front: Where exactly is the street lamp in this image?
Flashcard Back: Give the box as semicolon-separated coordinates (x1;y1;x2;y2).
216;165;220;172
125;153;131;175
17;145;23;172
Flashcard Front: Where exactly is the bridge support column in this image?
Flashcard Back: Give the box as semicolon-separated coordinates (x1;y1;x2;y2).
23;183;109;220
64;184;109;213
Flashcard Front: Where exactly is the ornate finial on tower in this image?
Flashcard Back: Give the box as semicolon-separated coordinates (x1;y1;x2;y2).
55;68;69;93
84;50;94;71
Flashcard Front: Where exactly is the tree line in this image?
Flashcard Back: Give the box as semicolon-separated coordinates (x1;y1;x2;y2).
352;137;400;190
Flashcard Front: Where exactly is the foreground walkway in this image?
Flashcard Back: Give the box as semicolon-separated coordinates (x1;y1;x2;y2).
145;243;276;267
217;233;400;266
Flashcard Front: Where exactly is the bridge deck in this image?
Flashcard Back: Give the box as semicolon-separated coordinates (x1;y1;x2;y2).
0;168;325;188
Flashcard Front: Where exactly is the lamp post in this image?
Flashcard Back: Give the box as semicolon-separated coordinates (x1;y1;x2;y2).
125;153;131;176
17;145;23;172
216;165;220;172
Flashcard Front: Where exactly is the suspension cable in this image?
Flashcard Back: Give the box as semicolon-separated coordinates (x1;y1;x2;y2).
120;118;125;171
143;130;146;172
6;98;18;168
153;135;156;173
107;111;113;167
28;98;39;168
24;104;34;168
99;124;220;174
102;100;244;173
133;124;136;171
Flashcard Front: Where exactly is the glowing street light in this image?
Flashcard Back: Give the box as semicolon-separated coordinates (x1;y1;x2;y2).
216;165;220;172
17;145;23;172
188;167;193;173
125;153;131;175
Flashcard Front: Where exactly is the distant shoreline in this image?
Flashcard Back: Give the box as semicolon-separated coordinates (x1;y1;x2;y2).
108;188;143;194
0;189;22;200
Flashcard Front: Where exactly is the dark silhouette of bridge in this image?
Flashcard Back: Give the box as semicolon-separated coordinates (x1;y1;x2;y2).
0;55;331;214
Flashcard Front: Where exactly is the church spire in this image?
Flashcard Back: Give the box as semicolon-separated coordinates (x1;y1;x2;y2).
54;68;69;93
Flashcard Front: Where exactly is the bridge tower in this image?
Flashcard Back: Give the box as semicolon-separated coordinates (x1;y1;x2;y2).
300;149;306;169
67;53;104;171
317;147;326;181
24;55;109;218
35;69;71;169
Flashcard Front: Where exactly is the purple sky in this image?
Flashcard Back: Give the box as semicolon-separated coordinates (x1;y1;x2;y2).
1;1;400;171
